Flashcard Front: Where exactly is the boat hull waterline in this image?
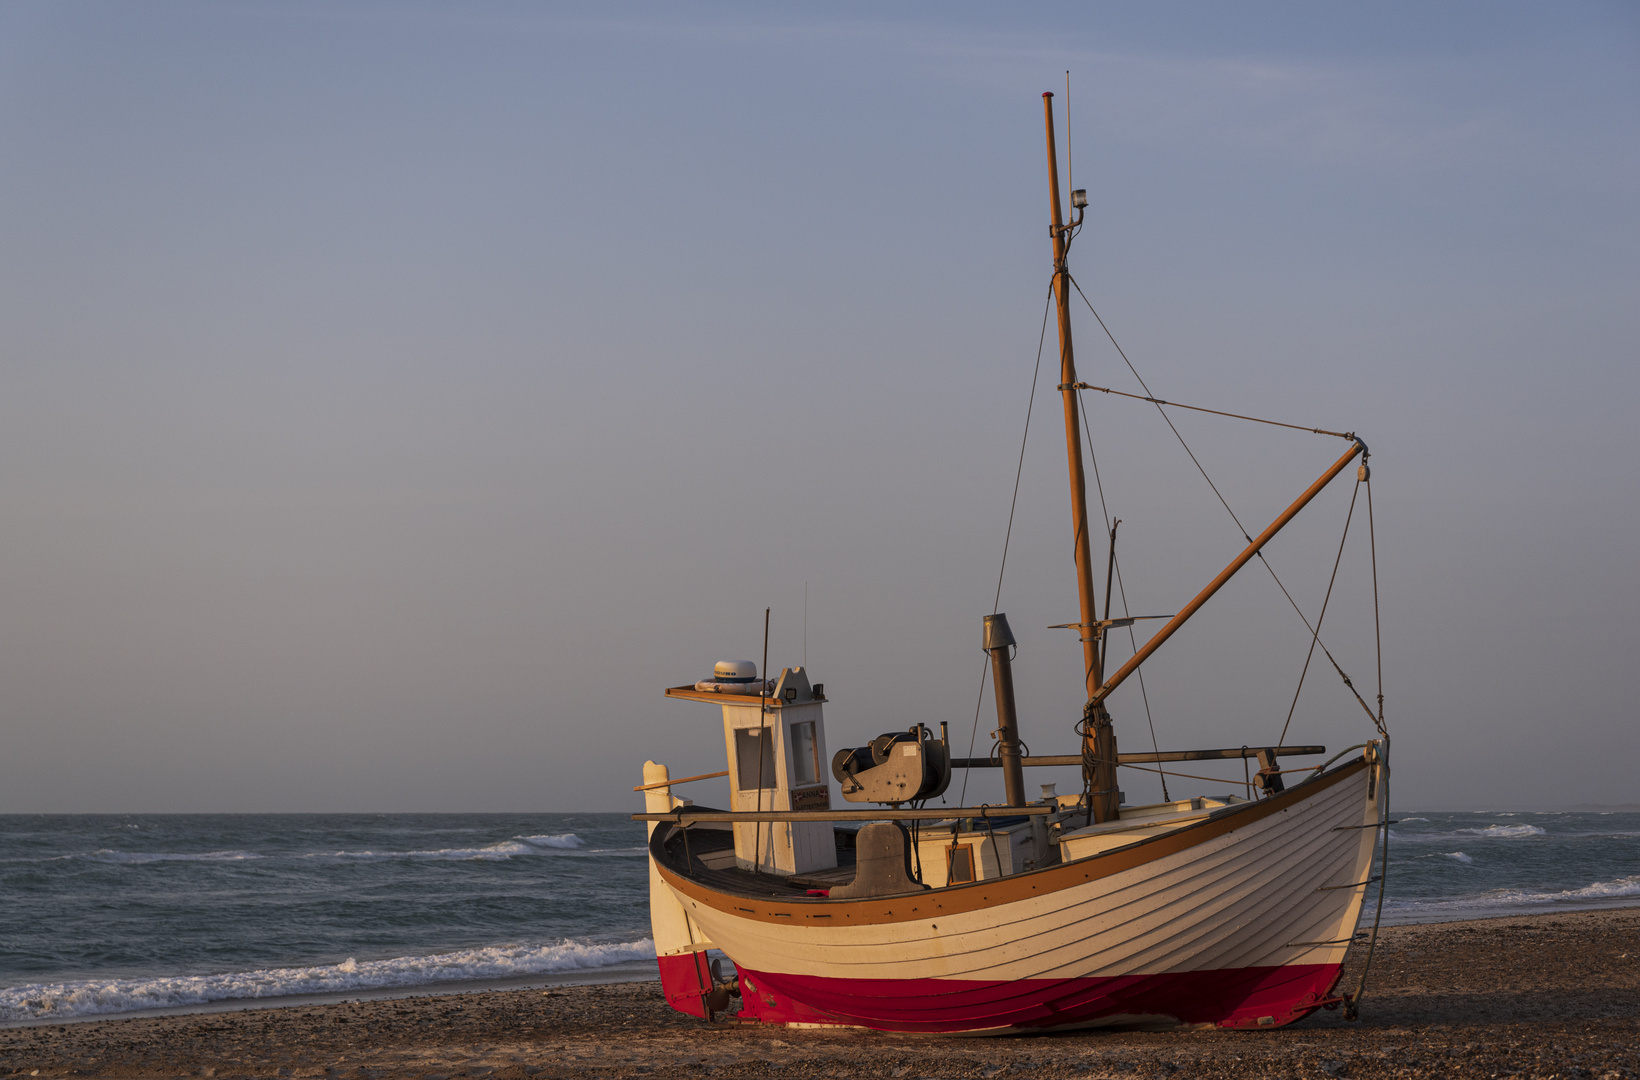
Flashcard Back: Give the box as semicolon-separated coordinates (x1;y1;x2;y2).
650;757;1380;1033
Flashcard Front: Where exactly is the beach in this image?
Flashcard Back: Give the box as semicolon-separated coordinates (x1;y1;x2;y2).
3;907;1635;1079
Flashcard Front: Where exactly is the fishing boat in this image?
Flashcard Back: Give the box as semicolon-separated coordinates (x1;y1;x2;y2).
633;92;1391;1035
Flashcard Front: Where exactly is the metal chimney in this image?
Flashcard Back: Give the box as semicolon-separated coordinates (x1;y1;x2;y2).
983;614;1026;807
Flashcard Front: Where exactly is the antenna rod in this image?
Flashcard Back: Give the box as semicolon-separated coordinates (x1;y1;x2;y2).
1065;71;1073;196
1044;91;1118;823
754;606;771;869
1100;520;1120;674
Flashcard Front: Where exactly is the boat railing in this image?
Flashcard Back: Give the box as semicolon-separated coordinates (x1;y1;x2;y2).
632;806;1056;824
634;746;1332;823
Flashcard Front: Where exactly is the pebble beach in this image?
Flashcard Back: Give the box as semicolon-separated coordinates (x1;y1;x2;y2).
3;907;1636;1079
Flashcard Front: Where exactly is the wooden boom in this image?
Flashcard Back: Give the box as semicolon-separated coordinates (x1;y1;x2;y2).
951;745;1326;769
1090;439;1365;707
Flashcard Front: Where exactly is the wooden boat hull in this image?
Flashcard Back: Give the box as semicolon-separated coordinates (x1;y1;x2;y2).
650;755;1382;1033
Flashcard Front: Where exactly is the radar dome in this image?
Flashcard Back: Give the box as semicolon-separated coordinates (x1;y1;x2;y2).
713;660;758;683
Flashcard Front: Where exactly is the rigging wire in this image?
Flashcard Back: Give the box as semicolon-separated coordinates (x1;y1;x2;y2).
1368;477;1386;736
753;606;770;871
1067;274;1252;542
1078;391;1167;800
1275;477;1360;748
1065;272;1371;719
958;281;1056;809
1348;465;1391;1019
1067;271;1394;1014
1062;382;1353;441
1117;761;1252;787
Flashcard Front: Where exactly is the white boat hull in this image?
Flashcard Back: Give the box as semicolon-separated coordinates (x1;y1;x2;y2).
650;756;1382;1032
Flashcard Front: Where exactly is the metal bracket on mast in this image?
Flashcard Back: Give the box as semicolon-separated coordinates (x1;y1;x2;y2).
1050;616;1171;645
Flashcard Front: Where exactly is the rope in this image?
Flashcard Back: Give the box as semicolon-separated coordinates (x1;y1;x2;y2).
1115;761;1259;787
1276;477;1360;747
754;607;770;871
1347;466;1390;1020
1068;274;1253;542
959;281;1056;809
1062;382;1353;441
1079;390;1167;801
994;282;1055;616
979;805;1004;877
1060;274;1397;1028
1369;475;1387;737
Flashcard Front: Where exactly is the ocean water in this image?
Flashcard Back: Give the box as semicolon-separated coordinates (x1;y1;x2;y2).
3;809;1636;1024
0;814;654;1024
1375;810;1640;925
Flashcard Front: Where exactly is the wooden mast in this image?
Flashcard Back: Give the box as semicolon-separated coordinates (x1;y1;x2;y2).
1043;92;1120;824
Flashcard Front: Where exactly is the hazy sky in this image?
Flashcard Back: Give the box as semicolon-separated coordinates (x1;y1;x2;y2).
1;2;1635;813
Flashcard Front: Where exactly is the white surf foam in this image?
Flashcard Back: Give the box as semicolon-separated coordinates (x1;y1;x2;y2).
1408;850;1474;864
75;850;265;864
304;841;542;862
1487;875;1640;905
1382;875;1640;922
0;938;657;1022
1389;823;1548;843
64;835;629;864
1455;824;1547;838
517;834;584;849
300;833;645;861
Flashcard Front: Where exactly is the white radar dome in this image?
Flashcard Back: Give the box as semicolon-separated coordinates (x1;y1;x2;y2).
713;660;758;683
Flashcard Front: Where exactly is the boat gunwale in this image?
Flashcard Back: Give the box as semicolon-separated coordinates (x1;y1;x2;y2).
650;754;1372;926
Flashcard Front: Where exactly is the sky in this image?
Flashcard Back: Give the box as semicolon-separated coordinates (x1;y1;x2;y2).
0;2;1635;813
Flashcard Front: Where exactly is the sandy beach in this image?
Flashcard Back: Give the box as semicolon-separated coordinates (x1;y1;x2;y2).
3;908;1635;1079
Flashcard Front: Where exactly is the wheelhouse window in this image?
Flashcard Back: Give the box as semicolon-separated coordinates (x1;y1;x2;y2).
735;727;777;791
790;721;819;786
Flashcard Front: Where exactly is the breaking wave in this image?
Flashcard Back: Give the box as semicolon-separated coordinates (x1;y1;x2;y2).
1383;875;1640;922
304;842;542;862
37;834;631;866
73;850;265;864
0;938;657;1022
1455;824;1547;838
1408;850;1475;864
518;834;585;849
1389;823;1549;843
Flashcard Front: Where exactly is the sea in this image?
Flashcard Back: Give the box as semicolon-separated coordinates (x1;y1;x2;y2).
3;810;1636;1025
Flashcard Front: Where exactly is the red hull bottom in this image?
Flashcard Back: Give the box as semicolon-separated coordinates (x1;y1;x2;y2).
726;963;1343;1033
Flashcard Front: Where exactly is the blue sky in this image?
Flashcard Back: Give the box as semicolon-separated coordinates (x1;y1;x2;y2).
1;2;1635;811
